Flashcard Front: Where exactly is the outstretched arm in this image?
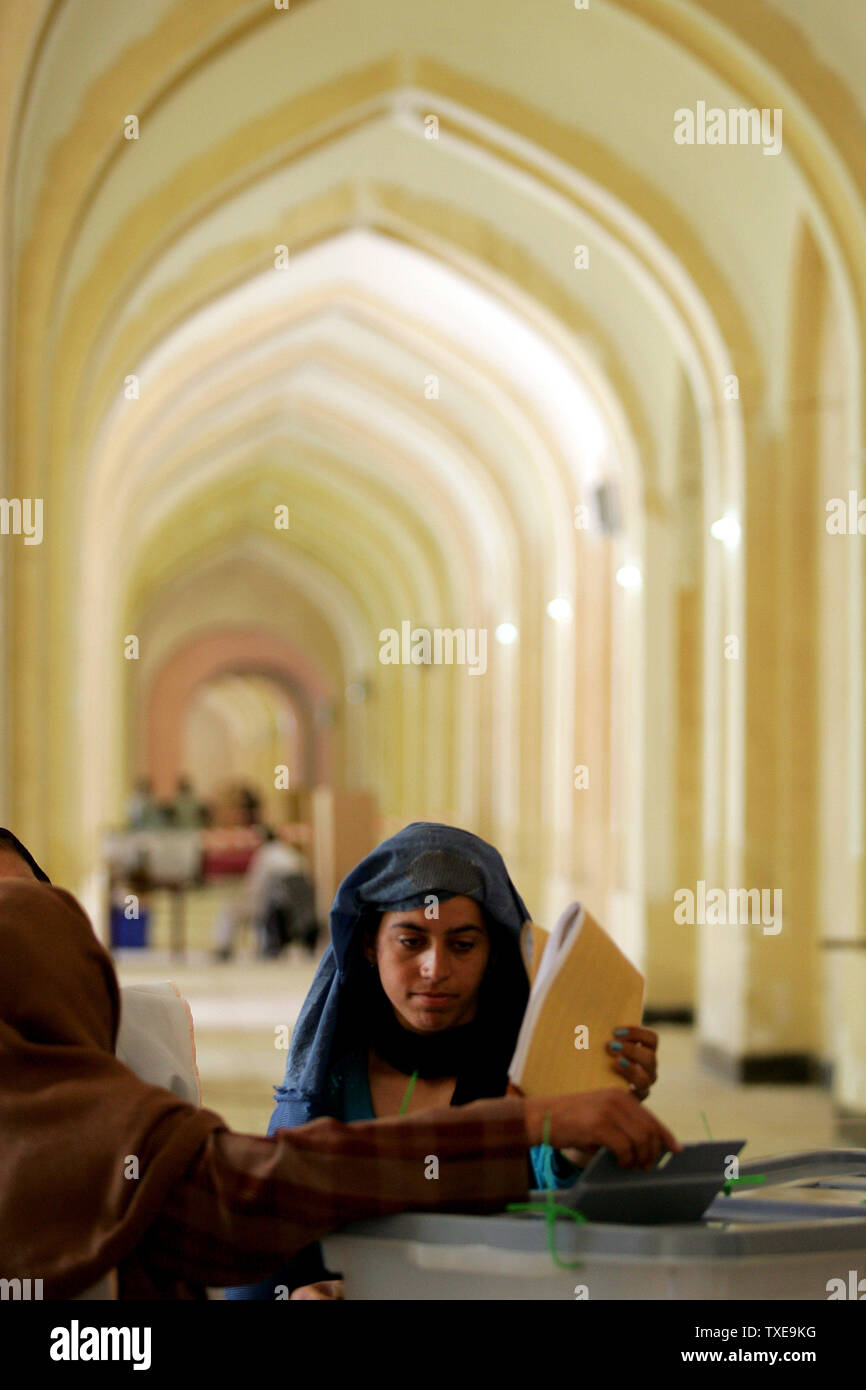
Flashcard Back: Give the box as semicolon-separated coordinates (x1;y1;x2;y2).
140;1096;530;1290
139;1089;678;1290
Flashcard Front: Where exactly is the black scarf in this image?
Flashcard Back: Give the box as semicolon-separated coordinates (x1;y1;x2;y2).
369;986;485;1080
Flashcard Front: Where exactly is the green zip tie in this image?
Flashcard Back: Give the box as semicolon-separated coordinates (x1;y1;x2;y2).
700;1116;764;1195
399;1069;419;1115
723;1174;766;1196
508;1112;588;1270
506;1201;588;1270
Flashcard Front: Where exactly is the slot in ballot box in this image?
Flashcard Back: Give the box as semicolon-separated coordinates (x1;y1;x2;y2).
321;1149;866;1300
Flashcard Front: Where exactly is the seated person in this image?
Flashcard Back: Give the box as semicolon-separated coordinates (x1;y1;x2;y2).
0;831;678;1300
228;822;660;1300
213;828;315;960
172;776;207;829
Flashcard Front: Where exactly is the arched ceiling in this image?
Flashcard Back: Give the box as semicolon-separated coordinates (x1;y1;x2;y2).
102;231;620;624
142;624;333;795
6;1;863;561
7;1;862;674
2;0;864;879
131;549;347;697
184;671;302;792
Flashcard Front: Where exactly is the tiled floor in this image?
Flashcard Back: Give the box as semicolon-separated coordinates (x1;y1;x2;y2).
114;885;840;1158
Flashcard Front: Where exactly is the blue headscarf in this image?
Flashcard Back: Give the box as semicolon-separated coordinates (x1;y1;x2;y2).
268;822;532;1132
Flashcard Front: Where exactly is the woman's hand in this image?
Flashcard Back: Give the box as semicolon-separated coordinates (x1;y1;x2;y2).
289;1280;344;1300
524;1089;680;1169
607;1025;658;1099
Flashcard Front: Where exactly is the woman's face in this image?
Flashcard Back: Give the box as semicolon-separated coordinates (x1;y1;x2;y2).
369;894;491;1034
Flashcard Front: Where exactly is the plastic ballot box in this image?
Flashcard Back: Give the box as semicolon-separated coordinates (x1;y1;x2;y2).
321;1149;866;1300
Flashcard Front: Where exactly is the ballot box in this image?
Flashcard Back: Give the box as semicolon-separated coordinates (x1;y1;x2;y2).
321;1150;866;1300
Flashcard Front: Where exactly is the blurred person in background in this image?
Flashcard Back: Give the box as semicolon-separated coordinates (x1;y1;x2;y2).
237;785;262;827
212;828;318;961
126;777;163;830
172;776;209;829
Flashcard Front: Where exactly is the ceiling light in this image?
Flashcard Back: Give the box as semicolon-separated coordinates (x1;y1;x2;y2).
546;597;573;622
711;514;741;548
616;565;642;590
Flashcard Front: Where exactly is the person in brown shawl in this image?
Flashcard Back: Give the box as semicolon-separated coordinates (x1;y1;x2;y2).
0;832;679;1300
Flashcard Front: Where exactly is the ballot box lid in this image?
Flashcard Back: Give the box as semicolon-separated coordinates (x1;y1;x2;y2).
331;1148;866;1260
329;1203;866;1260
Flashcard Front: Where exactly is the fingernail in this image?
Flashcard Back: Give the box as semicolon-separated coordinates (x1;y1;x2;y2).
618;1057;629;1069
614;1028;629;1037
609;1041;623;1052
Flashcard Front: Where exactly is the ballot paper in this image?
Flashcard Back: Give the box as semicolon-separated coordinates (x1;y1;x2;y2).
509;902;645;1096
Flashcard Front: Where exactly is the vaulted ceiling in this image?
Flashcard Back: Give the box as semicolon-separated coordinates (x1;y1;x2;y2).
2;0;864;910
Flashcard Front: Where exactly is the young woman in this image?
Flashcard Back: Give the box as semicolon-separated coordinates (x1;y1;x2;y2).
0;840;677;1300
228;822;660;1300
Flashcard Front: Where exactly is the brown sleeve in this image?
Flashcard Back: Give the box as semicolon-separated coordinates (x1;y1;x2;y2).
139;1096;531;1288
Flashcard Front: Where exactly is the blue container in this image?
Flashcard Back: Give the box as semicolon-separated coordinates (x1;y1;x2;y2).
110;905;150;949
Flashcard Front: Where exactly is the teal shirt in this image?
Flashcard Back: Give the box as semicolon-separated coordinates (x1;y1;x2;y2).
329;1051;578;1191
